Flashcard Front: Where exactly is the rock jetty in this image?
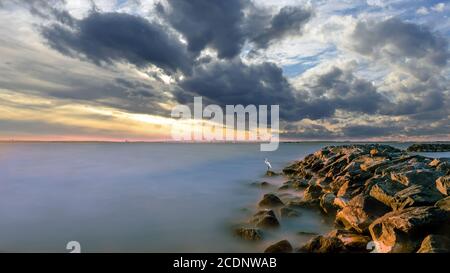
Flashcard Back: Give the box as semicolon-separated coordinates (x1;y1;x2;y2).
407;143;450;152
235;144;450;253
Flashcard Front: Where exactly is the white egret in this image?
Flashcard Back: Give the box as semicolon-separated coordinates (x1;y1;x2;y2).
264;158;272;170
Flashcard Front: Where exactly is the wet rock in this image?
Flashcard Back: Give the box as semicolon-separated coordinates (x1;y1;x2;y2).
297;231;319;236
391;184;444;210
369;206;448;253
282;163;300;176
303;185;323;202
407;143;450;152
417;235;450;253
280;206;300;218
290;179;309;189
279;179;309;191
299;235;345;253
320;193;337;214
335;194;389;233
234;228;262;241
251;181;271;188
327;230;371;251
436;175;449;195
265;170;279;177
264;240;293;253
258;193;284;208
250;209;280;228
286;199;319;209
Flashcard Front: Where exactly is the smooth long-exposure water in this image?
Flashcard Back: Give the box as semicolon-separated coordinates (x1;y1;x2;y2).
0;142;448;252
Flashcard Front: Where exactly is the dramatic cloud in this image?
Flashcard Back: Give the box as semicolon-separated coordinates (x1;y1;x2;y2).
177;59;302;121
352;18;449;73
251;6;313;49
160;0;312;58
0;0;449;140
41;11;193;74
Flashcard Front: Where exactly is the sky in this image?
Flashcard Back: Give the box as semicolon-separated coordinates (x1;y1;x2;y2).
0;0;449;141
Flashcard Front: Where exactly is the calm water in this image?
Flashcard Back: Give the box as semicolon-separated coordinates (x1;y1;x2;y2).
0;142;448;252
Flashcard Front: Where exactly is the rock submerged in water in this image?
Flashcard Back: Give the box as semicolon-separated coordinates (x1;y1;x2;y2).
234;228;262;241
250;181;271;188
264;240;293;253
250;209;280;228
280;206;300;218
278;144;450;253
258;193;284;208
265;170;279;177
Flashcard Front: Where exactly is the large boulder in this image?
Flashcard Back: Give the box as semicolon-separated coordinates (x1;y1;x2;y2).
320;193;338;214
417;235;450;253
335;194;389;233
327;229;371;251
250;209;280;228
298;235;345;253
391;184;444;210
258;193;284;207
303;184;323;202
436;175;450;196
369;178;406;208
435;196;450;211
391;169;442;187
264;240;293;253
369;206;448;253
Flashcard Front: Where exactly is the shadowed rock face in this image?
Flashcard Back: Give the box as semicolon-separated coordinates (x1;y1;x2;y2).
369;206;448;253
299;235;345;253
250;209;280;228
417;235;450;253
258;193;284;208
278;144;449;253
264;240;293;253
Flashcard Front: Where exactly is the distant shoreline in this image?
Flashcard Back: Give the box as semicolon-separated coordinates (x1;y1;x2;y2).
1;140;450;144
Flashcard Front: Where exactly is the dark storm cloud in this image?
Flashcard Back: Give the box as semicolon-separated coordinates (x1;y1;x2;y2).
252;6;313;49
352;18;449;67
176;62;391;122
41;12;193;74
301;66;388;115
159;0;247;59
160;0;312;58
177;59;304;121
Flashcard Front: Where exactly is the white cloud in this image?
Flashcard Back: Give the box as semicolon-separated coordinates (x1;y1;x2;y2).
416;7;429;15
431;3;445;12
